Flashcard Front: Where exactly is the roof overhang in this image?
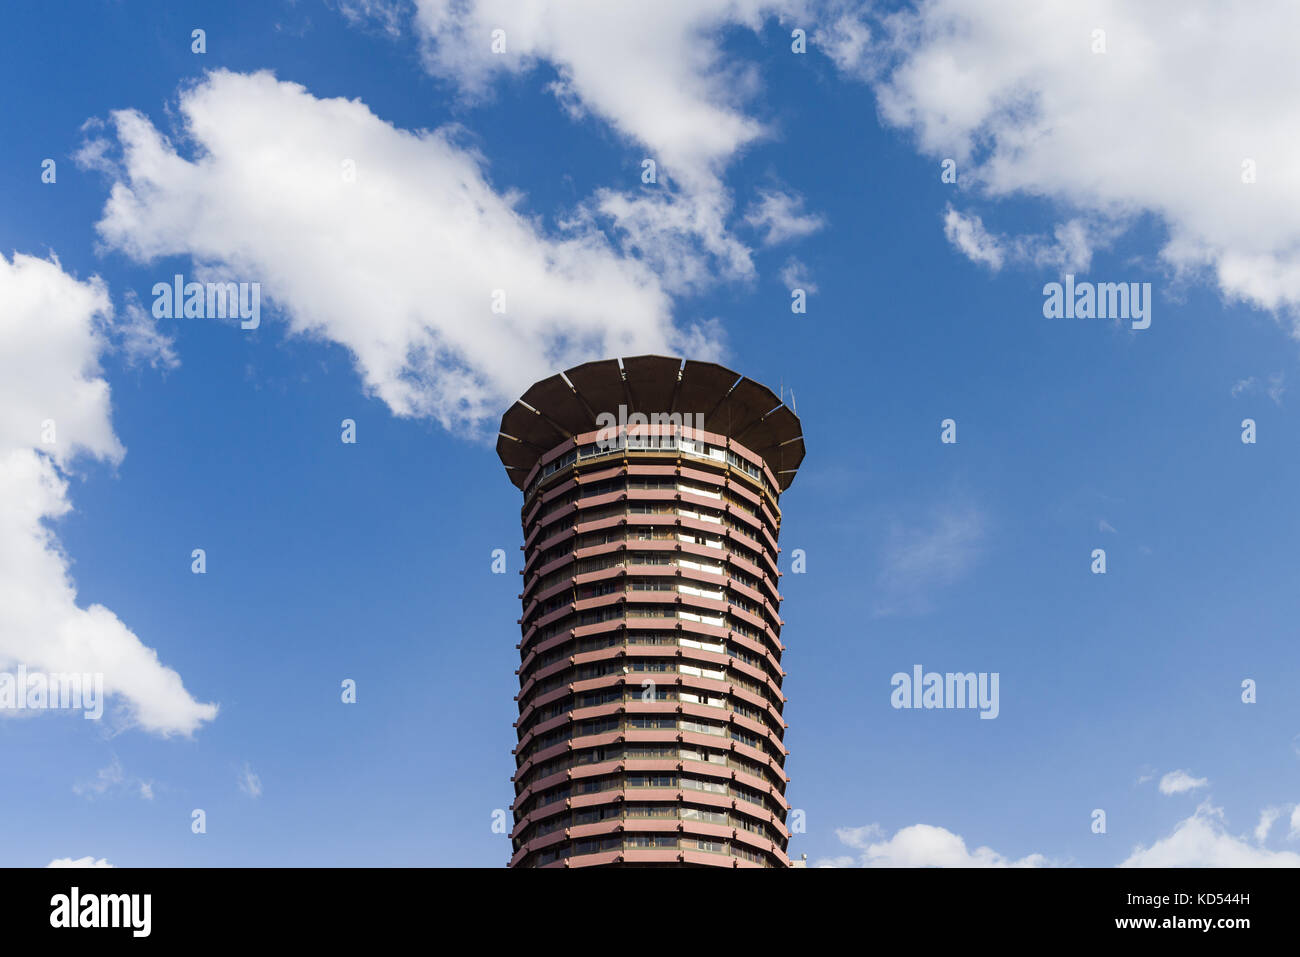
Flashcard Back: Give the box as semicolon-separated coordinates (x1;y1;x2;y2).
497;355;805;492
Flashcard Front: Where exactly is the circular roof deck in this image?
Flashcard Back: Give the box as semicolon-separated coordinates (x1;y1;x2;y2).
496;355;805;492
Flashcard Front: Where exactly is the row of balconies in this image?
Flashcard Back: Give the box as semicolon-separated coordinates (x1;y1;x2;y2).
519;599;785;668
513;702;789;773
510;816;788;869
524;508;782;582
525;537;782;608
514;672;788;741
527;486;780;558
517;642;786;709
524;566;782;635
527;470;781;542
522;583;782;653
525;501;781;573
515;600;787;681
526;461;778;534
508;785;791;860
526;550;775;607
518;617;786;700
513;754;789;813
516;748;789;804
520;433;782;519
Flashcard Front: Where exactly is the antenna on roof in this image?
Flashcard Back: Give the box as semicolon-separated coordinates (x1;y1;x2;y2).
789;389;797;415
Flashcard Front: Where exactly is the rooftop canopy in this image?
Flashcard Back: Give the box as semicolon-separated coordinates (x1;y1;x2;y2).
496;355;805;492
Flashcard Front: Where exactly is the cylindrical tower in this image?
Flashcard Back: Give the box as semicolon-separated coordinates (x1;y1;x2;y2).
496;355;805;868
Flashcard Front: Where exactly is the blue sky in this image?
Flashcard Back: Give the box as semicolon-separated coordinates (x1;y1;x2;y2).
3;0;1299;868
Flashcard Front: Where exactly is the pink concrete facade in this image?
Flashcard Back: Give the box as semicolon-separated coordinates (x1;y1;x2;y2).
497;356;804;868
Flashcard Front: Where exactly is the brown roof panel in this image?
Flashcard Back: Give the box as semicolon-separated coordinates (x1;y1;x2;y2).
756;436;806;490
518;373;590;437
499;402;565;452
713;377;782;440
563;358;626;418
675;360;741;420
622;355;682;413
497;433;539;474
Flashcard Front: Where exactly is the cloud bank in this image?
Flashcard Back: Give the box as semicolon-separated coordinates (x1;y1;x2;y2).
0;252;217;736
85;70;720;435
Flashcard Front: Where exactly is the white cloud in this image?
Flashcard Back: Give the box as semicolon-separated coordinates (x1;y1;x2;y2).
585;186;754;294
74;754;157;800
821;822;1051;868
943;206;1107;274
943;207;1005;270
1267;804;1300;841
111;294;179;371
74;755;125;799
744;189;825;247
1122;802;1300;867
1256;805;1285;844
411;0;787;189
825;802;1300;869
407;1;817;289
845;1;1300;331
873;503;985;617
47;856;113;868
239;762;262;798
85;70;717;435
0;252;217;736
334;0;409;37
779;256;817;294
1231;373;1285;405
1158;769;1209;795
815;4;871;74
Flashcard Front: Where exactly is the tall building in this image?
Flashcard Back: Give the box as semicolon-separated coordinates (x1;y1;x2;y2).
497;355;805;868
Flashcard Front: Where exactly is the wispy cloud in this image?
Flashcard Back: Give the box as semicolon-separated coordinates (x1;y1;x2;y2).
1158;769;1209;795
873;503;986;617
943;206;1110;275
1230;373;1285;406
744;189;826;247
238;762;263;798
73;755;125;799
779;256;817;294
74;754;159;801
942;207;1005;271
109;293;179;372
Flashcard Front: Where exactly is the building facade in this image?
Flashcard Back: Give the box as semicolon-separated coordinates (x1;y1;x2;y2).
497;356;805;868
